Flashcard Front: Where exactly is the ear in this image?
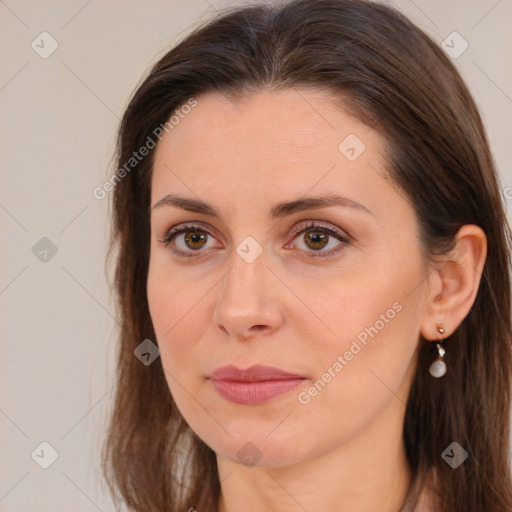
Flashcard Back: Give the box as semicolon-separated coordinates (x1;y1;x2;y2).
420;224;487;341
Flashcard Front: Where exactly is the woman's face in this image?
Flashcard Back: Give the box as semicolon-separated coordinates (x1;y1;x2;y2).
147;88;430;467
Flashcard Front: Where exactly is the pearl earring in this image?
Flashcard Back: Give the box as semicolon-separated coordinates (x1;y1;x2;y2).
429;324;446;378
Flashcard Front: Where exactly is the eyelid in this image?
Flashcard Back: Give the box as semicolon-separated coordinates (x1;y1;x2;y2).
159;221;219;241
288;219;352;241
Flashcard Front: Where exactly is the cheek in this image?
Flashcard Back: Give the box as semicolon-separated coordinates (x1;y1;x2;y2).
293;257;424;397
146;268;208;428
295;259;416;351
147;252;202;335
146;261;210;378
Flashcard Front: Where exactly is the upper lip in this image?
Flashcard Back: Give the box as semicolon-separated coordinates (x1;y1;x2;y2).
209;365;306;382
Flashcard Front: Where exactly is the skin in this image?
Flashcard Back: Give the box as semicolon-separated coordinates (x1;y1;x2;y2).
146;88;487;512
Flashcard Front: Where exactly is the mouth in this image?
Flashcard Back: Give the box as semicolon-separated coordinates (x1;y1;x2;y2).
207;365;307;405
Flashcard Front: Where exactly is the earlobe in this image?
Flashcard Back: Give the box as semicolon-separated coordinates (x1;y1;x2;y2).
420;224;487;341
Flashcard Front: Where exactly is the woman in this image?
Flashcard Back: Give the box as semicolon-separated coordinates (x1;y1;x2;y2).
102;0;512;510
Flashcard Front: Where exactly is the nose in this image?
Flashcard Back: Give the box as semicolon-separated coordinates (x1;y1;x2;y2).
212;249;284;341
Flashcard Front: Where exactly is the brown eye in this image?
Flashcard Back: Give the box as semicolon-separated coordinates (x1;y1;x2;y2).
158;223;220;259
289;221;352;259
303;230;330;250
183;229;208;250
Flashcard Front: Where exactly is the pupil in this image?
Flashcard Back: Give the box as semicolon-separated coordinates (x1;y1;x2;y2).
186;230;206;249
306;231;328;250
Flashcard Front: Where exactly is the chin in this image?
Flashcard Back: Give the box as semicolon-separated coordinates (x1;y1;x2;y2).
218;441;305;469
195;423;314;469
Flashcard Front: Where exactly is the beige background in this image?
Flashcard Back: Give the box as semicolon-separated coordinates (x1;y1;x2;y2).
1;0;511;510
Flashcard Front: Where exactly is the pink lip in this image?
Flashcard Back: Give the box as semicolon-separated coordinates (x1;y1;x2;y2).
208;365;306;405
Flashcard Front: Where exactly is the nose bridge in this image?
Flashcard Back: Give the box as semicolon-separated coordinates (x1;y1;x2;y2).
220;246;268;312
213;244;282;337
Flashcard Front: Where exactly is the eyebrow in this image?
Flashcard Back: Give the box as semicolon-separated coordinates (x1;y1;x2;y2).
151;193;375;219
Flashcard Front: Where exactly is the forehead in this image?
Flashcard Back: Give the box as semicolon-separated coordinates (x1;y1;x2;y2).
154;88;380;164
150;88;393;218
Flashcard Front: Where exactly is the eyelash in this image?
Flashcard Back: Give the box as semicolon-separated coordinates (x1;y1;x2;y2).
157;221;352;260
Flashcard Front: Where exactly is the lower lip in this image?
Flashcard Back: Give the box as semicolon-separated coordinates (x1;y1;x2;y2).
210;378;305;405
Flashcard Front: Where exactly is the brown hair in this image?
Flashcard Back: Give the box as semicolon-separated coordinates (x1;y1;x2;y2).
102;0;512;510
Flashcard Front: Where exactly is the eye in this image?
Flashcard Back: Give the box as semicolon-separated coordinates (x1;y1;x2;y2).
286;221;351;259
157;220;351;260
157;223;220;259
